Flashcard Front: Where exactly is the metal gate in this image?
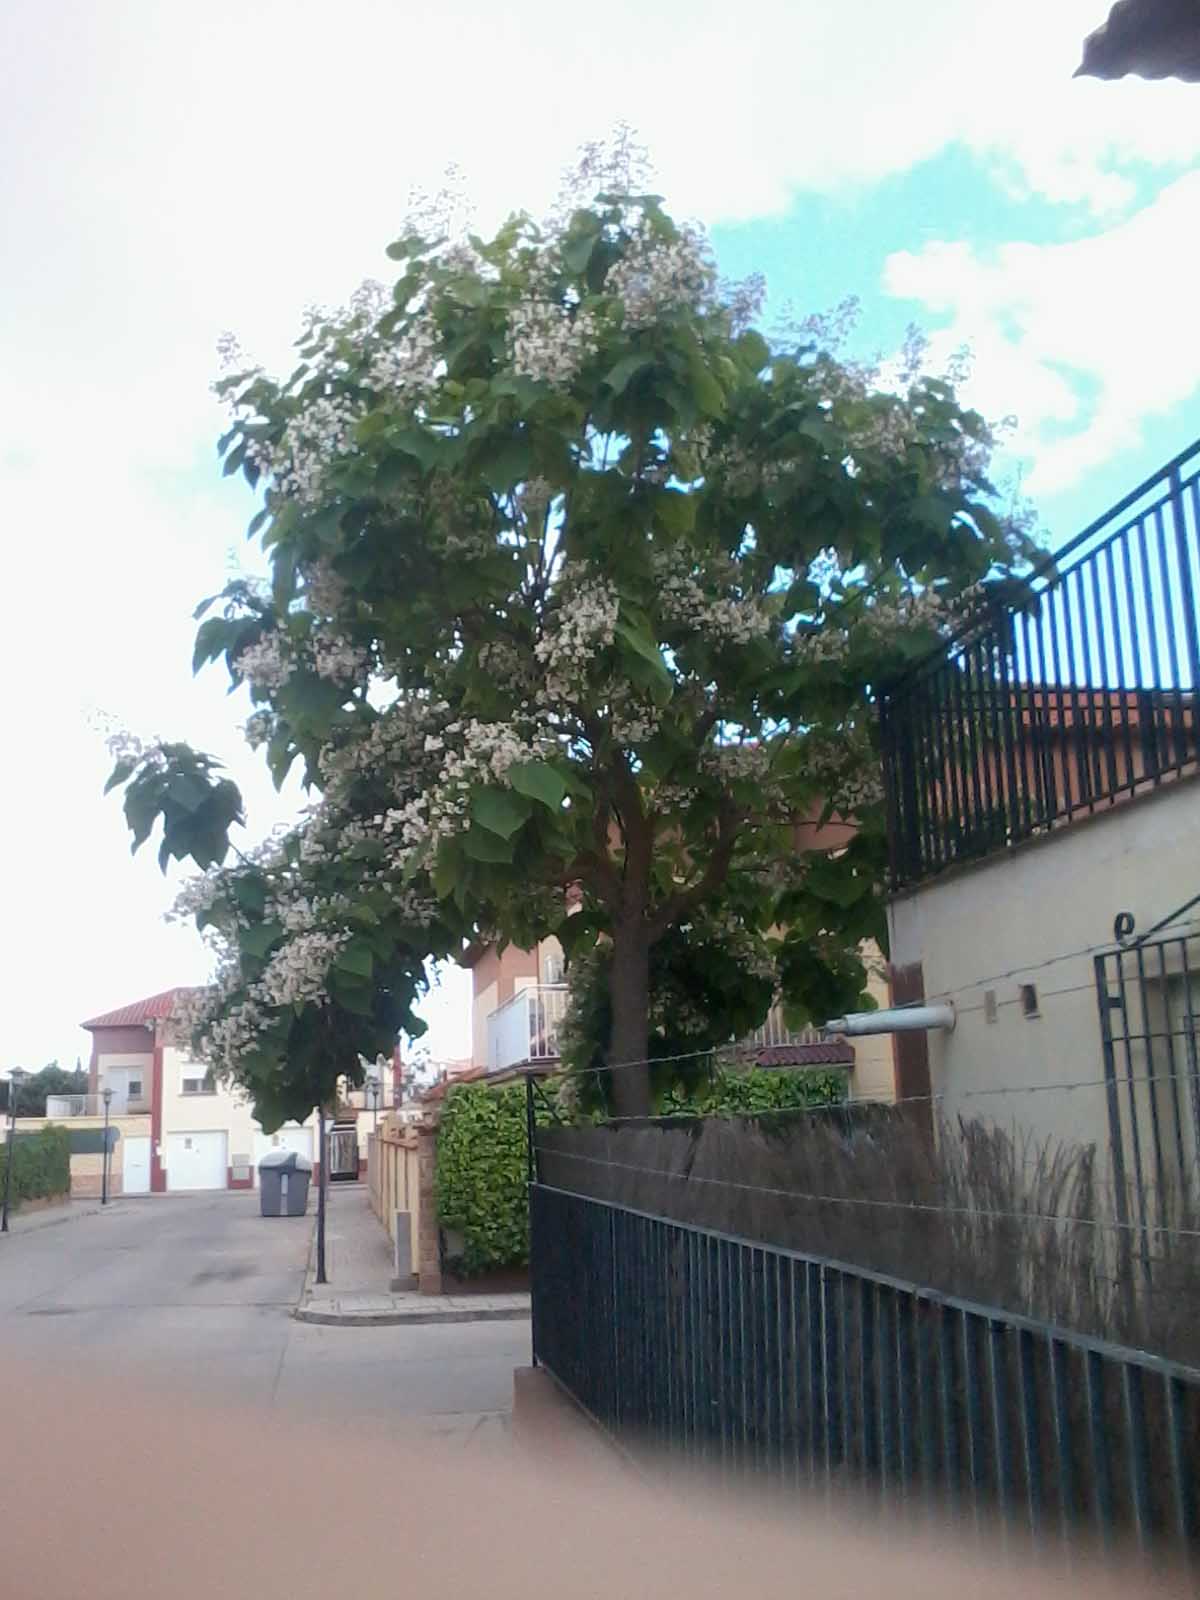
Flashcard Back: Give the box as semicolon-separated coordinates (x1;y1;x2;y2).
1095;927;1200;1238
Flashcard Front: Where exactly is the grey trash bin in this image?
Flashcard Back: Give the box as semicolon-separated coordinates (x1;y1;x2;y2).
258;1150;313;1217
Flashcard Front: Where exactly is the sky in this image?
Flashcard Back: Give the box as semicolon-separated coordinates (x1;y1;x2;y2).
2;0;1198;1075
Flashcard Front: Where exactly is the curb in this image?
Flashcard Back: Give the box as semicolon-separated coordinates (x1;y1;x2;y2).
0;1201;121;1240
292;1302;531;1328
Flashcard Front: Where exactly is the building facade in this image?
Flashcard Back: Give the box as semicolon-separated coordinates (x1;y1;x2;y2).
878;439;1200;1217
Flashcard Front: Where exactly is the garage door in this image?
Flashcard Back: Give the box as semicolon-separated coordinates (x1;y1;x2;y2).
165;1131;228;1191
252;1126;313;1185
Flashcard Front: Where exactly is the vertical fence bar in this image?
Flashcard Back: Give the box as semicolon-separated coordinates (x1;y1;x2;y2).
1085;1350;1115;1546
963;1312;988;1516
939;1308;961;1498
1123;1363;1153;1552
860;1278;878;1479
1017;1329;1044;1537
989;1321;1014;1527
1165;1375;1197;1551
1151;503;1188;772
1103;540;1138;797
1049;1338;1077;1541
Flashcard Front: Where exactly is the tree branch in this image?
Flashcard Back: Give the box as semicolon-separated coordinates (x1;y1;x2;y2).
646;801;744;942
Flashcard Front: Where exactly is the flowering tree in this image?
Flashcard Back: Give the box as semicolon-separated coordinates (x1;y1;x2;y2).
110;137;1033;1119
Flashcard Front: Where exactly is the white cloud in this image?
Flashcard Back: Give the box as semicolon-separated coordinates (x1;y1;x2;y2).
883;173;1200;494
1;0;1197;1070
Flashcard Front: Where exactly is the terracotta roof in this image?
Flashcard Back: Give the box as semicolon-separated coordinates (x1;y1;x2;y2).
81;988;196;1031
744;1041;855;1069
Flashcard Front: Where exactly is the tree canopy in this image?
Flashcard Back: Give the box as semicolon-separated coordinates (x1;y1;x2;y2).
109;136;1034;1119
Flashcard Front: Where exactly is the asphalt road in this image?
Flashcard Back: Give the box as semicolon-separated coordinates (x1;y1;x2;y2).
0;1193;527;1445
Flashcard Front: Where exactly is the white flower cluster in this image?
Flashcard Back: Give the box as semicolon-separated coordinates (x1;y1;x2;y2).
847;404;917;463
168;872;224;925
722;272;767;336
105;730;162;769
476;638;538;698
858;588;947;643
368;312;441;397
236;630;294;693
609;699;660;745
606;226;715;330
383;717;550;860
696;908;777;985
255;928;349;1008
534;566;620;702
244;710;273;750
657;558;772;648
703;742;772;784
247;394;361;508
507;298;601;385
302;559;349;617
313;634;369;687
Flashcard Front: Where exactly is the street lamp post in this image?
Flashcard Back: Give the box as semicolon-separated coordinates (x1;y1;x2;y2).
2;1069;28;1233
101;1086;113;1206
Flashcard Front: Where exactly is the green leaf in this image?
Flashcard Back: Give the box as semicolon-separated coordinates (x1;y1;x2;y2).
614;619;673;704
654;491;695;536
604;353;653;396
507;760;567;811
239;921;283;959
470;787;531;839
463;826;516;863
104;758;136;795
335;939;375;979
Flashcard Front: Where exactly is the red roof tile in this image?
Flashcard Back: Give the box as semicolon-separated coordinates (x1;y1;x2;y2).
745;1041;856;1069
81;988;196;1031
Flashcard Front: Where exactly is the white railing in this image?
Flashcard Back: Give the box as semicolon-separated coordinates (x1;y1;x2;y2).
487;984;569;1073
44;1093;151;1119
482;990;822;1076
741;1001;823;1052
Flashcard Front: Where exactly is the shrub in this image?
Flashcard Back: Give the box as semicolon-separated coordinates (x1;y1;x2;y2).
435;1084;534;1276
662;1065;847;1118
0;1124;71;1209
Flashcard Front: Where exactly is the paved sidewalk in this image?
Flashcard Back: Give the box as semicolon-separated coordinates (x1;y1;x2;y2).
294;1184;531;1327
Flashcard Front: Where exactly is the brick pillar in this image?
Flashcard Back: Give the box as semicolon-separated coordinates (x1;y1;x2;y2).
416;1121;442;1296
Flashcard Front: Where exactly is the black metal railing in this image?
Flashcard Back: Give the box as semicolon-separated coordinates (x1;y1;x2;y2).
530;1182;1200;1554
881;440;1200;889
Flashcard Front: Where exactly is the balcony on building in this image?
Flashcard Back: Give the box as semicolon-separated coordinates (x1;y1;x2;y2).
484;986;841;1076
45;1091;151;1119
880;440;1199;891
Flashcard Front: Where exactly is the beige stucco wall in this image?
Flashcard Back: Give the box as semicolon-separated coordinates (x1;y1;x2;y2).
847;956;895;1104
887;777;1200;1160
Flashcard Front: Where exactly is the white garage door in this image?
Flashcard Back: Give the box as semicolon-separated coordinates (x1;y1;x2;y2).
165;1131;228;1191
252;1126;313;1185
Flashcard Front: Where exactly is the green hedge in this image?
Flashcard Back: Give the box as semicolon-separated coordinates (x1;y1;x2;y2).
662;1065;847;1117
436;1083;533;1276
435;1068;847;1276
0;1124;71;1210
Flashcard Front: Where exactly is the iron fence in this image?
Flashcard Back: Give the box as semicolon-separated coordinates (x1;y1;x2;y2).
530;1181;1200;1554
881;440;1200;889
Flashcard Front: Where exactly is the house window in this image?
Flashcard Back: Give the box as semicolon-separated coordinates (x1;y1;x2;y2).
543;952;566;985
181;1072;216;1096
127;1079;143;1099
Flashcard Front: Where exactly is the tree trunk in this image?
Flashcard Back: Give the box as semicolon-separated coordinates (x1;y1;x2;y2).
608;920;652;1119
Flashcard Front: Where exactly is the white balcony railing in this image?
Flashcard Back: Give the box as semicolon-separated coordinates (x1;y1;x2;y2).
742;1001;823;1052
44;1094;151;1119
487;984;569;1074
482;991;823;1077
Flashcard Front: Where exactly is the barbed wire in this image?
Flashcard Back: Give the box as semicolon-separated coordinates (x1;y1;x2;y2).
534;1146;1200;1243
578;1068;1200;1125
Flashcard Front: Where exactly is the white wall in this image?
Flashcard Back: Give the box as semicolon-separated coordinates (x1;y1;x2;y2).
887;779;1200;1160
160;1046;318;1183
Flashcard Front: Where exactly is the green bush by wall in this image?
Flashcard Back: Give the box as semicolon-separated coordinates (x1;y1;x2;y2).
0;1124;71;1210
435;1069;847;1276
436;1083;533;1276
